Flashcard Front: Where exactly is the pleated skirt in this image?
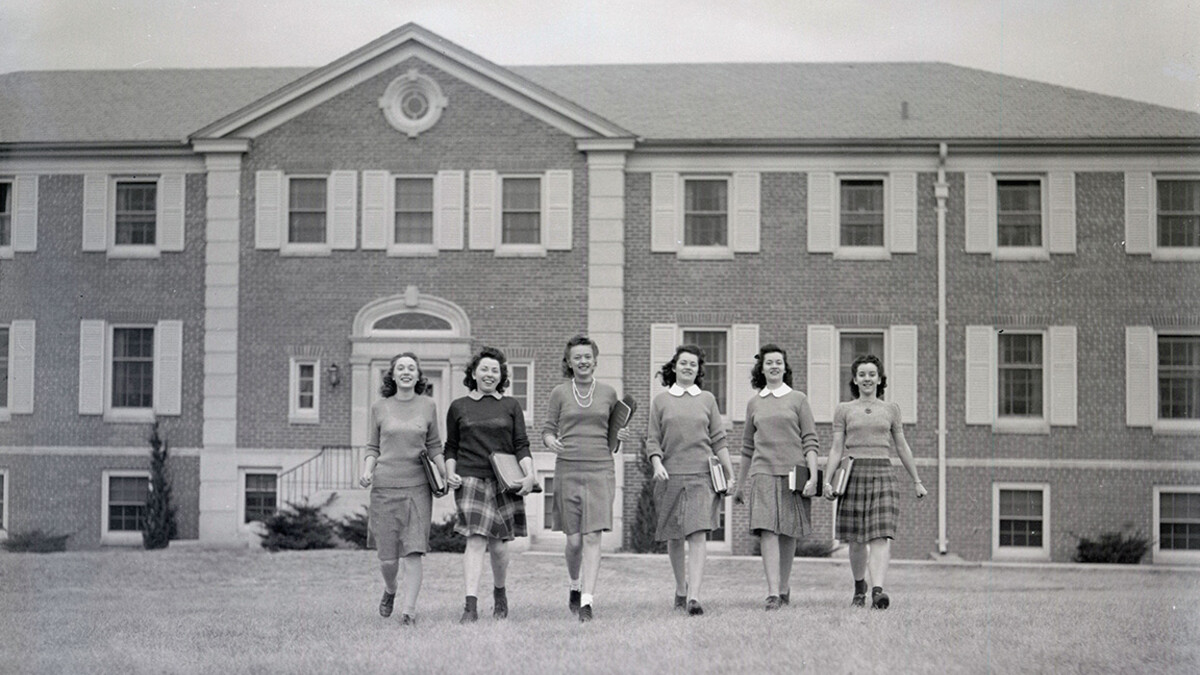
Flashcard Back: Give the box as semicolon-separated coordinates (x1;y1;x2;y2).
369;485;432;560
653;473;720;541
835;458;899;542
553;460;615;535
748;473;811;539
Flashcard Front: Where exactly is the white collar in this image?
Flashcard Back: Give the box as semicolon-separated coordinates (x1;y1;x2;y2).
668;384;702;397
468;390;503;401
759;383;793;398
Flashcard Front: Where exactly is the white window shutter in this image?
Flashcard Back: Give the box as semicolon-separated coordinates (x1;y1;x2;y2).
255;170;283;250
731;171;761;253
154;320;183;416
651;172;680;252
157;173;186;252
82;173;108;252
964;172;993;253
360;170;390;250
1048;325;1077;426
1124;172;1152;255
1047;172;1076;254
889;171;918;253
436;170;465;250
1125;326;1155;427
806;324;837;423
9;320;35;414
469;170;498;250
649;324;678;402
328;171;357;249
78;320;105;415
13;175;38;252
965;325;995;425
888;325;918;424
731;324;760;423
807;172;834;253
543;170;573;250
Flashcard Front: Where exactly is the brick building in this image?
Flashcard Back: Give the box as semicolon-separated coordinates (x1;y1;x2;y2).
2;24;1198;561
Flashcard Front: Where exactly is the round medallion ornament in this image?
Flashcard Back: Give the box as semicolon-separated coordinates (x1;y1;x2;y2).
378;69;447;138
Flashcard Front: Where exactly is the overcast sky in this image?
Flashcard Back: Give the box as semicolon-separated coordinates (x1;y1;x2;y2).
2;0;1197;113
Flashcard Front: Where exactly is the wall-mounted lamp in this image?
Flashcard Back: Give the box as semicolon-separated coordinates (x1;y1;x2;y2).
327;363;341;388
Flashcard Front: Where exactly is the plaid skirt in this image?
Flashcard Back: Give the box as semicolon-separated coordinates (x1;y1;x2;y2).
453;476;527;541
653;473;719;541
747;474;811;539
369;485;432;561
835;458;899;542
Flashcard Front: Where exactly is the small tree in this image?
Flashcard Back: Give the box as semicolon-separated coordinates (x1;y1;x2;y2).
142;421;177;550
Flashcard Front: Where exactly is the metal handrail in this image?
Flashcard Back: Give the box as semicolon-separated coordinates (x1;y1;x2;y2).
278;445;368;507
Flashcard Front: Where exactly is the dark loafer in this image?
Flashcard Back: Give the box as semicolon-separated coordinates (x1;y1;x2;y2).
379;590;396;618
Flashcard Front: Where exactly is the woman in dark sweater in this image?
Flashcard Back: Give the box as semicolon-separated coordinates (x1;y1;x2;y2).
444;346;536;623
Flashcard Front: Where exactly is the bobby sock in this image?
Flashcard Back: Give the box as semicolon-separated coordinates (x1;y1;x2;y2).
569;579;581;592
580;593;593;607
464;595;477;610
872;586;883;596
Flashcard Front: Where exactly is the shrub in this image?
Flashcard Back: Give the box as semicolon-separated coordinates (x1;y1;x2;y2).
259;496;337;551
335;507;370;550
2;529;70;553
629;449;666;553
750;536;840;557
1074;531;1151;564
429;516;466;553
142;422;178;550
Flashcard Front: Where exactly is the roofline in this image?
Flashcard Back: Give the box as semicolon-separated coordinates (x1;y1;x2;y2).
191;23;633;140
633;137;1200;154
0;141;194;159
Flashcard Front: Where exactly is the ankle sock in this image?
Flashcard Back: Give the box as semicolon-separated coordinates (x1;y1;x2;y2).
854;579;867;595
872;586;883;596
464;595;477;610
569;579;581;592
580;593;593;607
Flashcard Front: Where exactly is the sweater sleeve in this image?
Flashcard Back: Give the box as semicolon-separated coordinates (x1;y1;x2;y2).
645;393;664;459
707;396;728;454
797;395;819;455
443;401;459;463
511;399;531;462
424;400;443;457
365;403;381;459
741;397;757;458
542;386;563;439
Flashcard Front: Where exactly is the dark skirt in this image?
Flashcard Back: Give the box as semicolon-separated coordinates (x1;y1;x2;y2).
748;474;811;538
835;458;899;542
653;473;720;541
369;485;432;561
453;476;527;541
553;460;615;535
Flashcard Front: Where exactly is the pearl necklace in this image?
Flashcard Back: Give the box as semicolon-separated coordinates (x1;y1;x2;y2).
572;379;596;408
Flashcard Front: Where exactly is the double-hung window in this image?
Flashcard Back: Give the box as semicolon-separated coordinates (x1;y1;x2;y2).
996;178;1043;249
80;173;185;257
965;172;1075;259
102;470;150;544
838;177;886;256
255;171;357;254
394;177;435;246
998;332;1044;419
1157;334;1200;422
78;320;183;422
993;483;1050;560
806;325;918;424
111;327;155;412
807;172;916;257
965;325;1076;432
1155;487;1200;563
651;172;760;258
1127;174;1200;260
507;361;534;425
1158;178;1200;249
243;471;279;524
0;181;10;249
114;180;157;247
288;177;327;245
288;358;320;424
501;176;542;246
681;329;729;415
1126;329;1200;433
650;323;758;423
683;178;729;249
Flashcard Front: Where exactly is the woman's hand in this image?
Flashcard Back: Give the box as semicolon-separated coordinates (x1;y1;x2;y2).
725;477;737;496
801;477;818;498
358;471;373;488
823;482;837;501
517;473;537;497
543;434;565;453
652;464;669;481
733;487;745;505
616;427;632;442
914;481;928;499
446;471;463;490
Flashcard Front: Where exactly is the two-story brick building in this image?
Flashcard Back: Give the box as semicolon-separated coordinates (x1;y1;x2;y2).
2;24;1198;561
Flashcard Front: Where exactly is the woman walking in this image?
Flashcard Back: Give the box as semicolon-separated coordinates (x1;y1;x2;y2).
733;344;820;611
646;345;735;616
359;352;446;626
824;354;926;609
444;346;536;623
542;334;629;622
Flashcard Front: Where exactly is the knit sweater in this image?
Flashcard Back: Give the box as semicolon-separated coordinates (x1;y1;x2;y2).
741;389;820;476
542;381;618;463
833;398;901;460
443;394;531;480
365;395;442;488
645;389;727;475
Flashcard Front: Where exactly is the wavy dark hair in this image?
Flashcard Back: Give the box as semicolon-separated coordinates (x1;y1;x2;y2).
463;346;510;394
561;334;599;378
750;343;794;389
658;345;706;388
380;352;429;397
848;354;887;399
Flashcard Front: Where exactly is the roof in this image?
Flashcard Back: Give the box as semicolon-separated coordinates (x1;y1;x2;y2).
2;61;1198;145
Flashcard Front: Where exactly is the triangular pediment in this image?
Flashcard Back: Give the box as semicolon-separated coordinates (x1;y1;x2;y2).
191;23;632;141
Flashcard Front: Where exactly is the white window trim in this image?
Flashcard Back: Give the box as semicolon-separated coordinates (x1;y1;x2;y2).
1151;175;1200;261
495;174;547;258
387;174;439;257
101;469;150;545
0;323;10;422
0;469;8;538
108;175;161;259
289;358;321;425
706;494;733;552
280;175;332;257
680;326;733;425
835;327;888;403
994;329;1051;435
506;360;535;425
833;174;891;260
1152;328;1200;435
0;178;12;259
993;174;1050;261
1153;485;1200;564
239;467;281;530
678;175;734;260
992;482;1051;561
104;323;156;424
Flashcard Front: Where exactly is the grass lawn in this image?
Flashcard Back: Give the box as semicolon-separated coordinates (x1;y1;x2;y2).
2;547;1199;674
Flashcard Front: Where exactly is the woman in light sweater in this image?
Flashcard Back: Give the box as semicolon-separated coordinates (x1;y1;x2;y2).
733;344;820;611
444;346;535;623
823;354;925;609
646;345;735;616
358;352;446;626
542;334;630;622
